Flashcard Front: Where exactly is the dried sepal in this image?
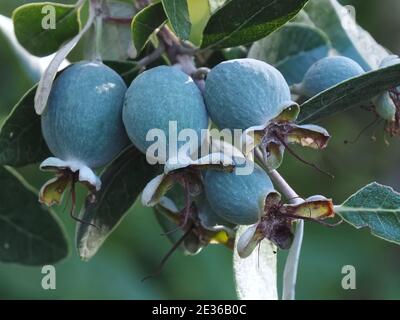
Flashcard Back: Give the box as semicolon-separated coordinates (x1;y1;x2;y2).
284;196;335;219
243;119;330;171
285;124;330;149
142;152;235;208
39;174;70;206
237;194;337;257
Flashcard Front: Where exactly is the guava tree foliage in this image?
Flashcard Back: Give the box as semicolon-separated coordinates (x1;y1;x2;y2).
1;0;400;300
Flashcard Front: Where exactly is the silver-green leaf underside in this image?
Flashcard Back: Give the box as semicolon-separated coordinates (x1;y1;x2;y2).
336;182;400;245
233;226;277;300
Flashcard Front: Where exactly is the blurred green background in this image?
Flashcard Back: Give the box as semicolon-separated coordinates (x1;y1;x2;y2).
1;0;400;300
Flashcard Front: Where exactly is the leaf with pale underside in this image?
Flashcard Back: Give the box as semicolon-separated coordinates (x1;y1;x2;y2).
305;0;388;70
336;182;400;245
234;225;278;300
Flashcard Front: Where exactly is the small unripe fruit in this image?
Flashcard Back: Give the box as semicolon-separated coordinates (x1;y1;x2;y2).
203;160;278;225
373;55;400;121
298;56;365;97
41;61;129;169
123;66;208;162
196;195;233;231
204;58;295;130
373;91;396;121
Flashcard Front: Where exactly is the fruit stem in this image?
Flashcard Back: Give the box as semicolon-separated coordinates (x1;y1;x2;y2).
256;148;304;301
157;26;204;92
269;170;304;301
91;0;103;61
289;83;304;96
103;16;133;25
135;42;165;70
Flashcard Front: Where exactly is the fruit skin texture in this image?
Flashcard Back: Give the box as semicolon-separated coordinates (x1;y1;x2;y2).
41;61;129;168
123;66;208;161
373;91;396;121
204;161;277;225
196;194;234;231
300;56;365;97
204;58;294;131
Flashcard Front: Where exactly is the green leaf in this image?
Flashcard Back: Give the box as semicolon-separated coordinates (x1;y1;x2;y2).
12;2;81;57
304;0;388;70
298;62;400;124
234;225;277;300
336;182;400;245
0;15;40;116
201;0;309;49
0;85;50;167
0;166;68;265
0;0;77;17
76;147;159;261
131;2;167;55
248;22;330;85
161;0;191;40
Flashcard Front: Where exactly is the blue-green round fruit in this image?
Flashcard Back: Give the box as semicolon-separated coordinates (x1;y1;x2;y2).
373;55;400;121
373;91;396;121
300;56;365;97
123;66;208;162
195;194;234;231
41;61;129;168
204;58;294;131
203;160;277;225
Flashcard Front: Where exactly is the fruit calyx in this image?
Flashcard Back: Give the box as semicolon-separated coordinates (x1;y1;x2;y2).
39;157;101;207
142;152;235;208
244;118;330;171
155;196;235;253
385;88;400;137
237;195;338;258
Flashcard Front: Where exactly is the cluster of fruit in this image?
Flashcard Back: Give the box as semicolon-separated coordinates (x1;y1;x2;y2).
38;53;398;254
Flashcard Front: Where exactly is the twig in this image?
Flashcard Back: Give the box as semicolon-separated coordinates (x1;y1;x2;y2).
157;27;205;93
268;170;304;301
103;16;133;25
255;148;304;301
92;0;103;61
136;42;165;69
